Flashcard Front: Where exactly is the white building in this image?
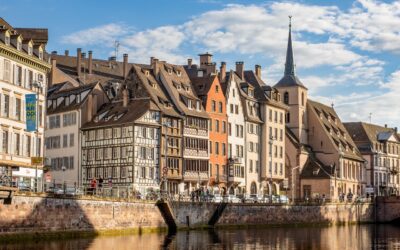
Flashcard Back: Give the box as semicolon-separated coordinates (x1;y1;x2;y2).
225;66;246;194
45;80;108;187
0;18;50;191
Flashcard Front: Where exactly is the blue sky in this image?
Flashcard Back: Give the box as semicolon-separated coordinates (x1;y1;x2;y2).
2;0;400;127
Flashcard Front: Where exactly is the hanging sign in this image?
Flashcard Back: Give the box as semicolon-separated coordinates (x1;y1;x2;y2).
25;94;37;132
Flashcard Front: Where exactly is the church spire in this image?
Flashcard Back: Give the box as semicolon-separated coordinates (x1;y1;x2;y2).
284;16;295;76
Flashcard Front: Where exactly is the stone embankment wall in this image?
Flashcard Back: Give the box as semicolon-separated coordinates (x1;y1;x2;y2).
218;203;374;226
0;195;166;234
170;202;374;229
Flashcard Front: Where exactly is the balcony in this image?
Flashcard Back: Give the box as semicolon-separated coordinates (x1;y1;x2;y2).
228;157;243;165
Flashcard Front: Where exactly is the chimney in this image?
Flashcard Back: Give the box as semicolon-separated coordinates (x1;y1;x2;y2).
385;124;388;128
87;94;93;122
76;48;82;77
88;51;93;74
123;53;128;80
255;65;261;78
199;53;212;68
236;61;244;79
51;51;57;55
152;58;159;77
150;57;155;64
122;87;129;107
187;58;192;69
64;50;69;56
81;52;86;59
50;58;57;87
395;127;398;133
219;62;226;83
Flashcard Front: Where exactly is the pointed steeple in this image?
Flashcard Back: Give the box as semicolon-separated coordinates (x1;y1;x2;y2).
274;16;306;89
284;16;295;76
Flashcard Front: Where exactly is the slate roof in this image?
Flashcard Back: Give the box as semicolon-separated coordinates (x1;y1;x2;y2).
344;122;399;153
300;155;336;179
308;100;364;161
47;82;99;115
158;61;209;119
82;98;159;129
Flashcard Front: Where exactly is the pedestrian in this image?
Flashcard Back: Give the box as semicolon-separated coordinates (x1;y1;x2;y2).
322;194;326;204
90;178;97;195
98;177;104;195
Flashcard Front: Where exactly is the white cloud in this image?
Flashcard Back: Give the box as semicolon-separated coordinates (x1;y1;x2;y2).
61;23;130;46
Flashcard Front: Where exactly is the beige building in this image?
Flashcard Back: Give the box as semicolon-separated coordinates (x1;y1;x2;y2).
344;122;400;196
0;18;50;191
277;19;365;201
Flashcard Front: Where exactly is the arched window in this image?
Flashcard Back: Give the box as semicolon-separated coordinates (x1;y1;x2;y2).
301;92;305;106
284;92;289;104
250;182;257;195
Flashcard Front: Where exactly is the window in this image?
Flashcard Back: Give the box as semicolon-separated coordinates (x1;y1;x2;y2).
301;92;305;106
274;111;278;123
63;113;77;126
121;167;127;178
230;104;233;114
215;85;219;93
215;142;219;155
4;35;10;45
249;142;254;152
222;143;226;156
269;109;272;121
228;143;232;158
249;160;253;172
279;112;283;124
141;167;146;178
209;120;212;132
113;128;121;138
218;102;223;113
104;148;112;159
96;148;103;160
140;147;146;159
209;141;213;154
70;134;74;147
232;89;235;97
228;123;232;136
15;134;20;155
222;121;226;133
3;94;9;118
17;41;22;51
49;115;61;129
284;92;289;104
63;134;68;147
235;105;239;114
28;45;33;55
215;120;220;132
2;131;8;153
26;135;31;156
2;60;11;83
15;98;21;120
121;147;128;158
113;147;120;158
212;101;216;112
15;66;22;86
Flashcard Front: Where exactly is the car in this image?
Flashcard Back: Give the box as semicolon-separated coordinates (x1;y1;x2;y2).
273;195;289;204
65;187;83;197
54;188;65;195
227;194;241;203
17;182;32;192
212;194;223;203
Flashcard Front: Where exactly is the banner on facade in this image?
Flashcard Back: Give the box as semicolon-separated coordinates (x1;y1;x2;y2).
25;94;37;132
31;157;43;165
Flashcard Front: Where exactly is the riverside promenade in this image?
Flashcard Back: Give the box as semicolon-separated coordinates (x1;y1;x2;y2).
1;194;399;239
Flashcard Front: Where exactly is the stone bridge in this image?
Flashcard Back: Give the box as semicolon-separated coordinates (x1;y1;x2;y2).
375;197;400;223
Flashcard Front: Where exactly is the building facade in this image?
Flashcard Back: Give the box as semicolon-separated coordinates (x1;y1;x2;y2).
277;19;365;201
0;18;50;190
344;122;400;196
186;54;228;195
81;96;161;195
45;80;108;187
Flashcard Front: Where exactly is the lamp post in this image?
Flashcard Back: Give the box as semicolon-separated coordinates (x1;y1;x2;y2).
62;165;66;193
32;81;42;193
291;165;300;203
269;136;275;203
162;121;171;199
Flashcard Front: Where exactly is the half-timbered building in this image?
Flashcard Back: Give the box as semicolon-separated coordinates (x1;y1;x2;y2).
81;93;161;195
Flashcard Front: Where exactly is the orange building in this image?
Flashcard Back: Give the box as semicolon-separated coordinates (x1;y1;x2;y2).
185;54;228;194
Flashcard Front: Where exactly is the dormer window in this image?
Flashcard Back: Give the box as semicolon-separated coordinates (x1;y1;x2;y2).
168;68;172;75
39;51;43;60
4;35;10;45
185;86;190;92
188;99;193;110
249;89;254;97
145;70;150;76
196;101;201;111
17;41;22;51
28;45;33;55
197;70;203;77
177;70;182;77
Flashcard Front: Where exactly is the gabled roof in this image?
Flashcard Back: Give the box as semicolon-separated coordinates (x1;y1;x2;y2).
301;155;336;179
82;98;159;129
308;100;364;161
344;122;399;153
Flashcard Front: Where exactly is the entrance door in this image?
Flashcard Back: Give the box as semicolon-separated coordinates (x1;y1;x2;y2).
303;185;311;199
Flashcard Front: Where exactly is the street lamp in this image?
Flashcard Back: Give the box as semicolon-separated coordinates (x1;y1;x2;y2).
269;136;275;203
32;81;43;193
162;121;171;199
62;165;66;193
291;165;300;203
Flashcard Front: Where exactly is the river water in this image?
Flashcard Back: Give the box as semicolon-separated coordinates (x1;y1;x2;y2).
2;224;400;249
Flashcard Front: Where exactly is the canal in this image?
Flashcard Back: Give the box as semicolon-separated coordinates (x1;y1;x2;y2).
2;224;400;249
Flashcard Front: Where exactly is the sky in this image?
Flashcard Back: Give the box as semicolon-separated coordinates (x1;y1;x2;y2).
2;0;400;128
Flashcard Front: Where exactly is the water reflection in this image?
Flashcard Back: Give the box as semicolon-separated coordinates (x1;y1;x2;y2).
2;224;400;250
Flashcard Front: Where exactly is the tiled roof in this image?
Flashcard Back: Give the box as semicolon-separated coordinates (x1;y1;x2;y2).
308;100;364;161
82;98;159;129
344;122;399;153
